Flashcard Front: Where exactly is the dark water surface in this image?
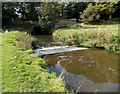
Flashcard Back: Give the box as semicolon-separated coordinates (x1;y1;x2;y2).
33;35;120;92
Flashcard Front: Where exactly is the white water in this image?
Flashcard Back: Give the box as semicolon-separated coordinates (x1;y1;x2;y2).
34;46;88;55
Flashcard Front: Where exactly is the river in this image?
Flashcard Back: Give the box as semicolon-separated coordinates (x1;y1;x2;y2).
33;35;120;92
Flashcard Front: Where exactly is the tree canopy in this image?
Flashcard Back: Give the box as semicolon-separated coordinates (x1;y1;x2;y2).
2;2;120;34
38;2;60;34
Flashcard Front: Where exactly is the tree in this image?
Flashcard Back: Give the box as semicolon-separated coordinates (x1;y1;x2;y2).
38;2;60;34
80;3;100;23
74;2;88;22
18;2;40;21
95;2;118;19
63;2;88;22
113;1;120;18
2;3;19;27
80;2;118;23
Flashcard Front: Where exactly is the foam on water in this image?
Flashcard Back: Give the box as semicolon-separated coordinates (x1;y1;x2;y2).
34;46;88;55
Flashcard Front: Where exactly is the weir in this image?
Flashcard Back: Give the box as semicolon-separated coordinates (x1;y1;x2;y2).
33;46;88;55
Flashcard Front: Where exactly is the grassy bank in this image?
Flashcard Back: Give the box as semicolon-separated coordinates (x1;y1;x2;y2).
53;23;119;52
1;31;67;92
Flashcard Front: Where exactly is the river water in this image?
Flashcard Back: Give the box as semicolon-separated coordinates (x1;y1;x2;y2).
33;35;120;92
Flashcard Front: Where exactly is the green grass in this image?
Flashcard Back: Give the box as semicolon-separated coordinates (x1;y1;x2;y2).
1;31;67;92
0;32;2;93
53;23;119;52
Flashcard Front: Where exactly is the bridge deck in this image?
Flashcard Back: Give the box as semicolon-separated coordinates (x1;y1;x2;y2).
33;46;88;55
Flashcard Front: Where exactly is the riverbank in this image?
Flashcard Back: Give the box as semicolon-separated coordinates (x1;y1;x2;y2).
1;31;67;92
53;23;119;53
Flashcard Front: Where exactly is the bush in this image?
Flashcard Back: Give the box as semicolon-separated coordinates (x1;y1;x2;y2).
15;32;35;50
67;24;83;29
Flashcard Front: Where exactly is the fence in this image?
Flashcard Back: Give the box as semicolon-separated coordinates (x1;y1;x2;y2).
55;19;77;28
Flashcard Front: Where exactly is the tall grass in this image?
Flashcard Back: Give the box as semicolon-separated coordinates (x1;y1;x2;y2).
15;32;35;50
53;24;119;52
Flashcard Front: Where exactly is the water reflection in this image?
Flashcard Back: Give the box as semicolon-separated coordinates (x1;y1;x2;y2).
33;35;119;92
33;35;64;47
45;49;119;92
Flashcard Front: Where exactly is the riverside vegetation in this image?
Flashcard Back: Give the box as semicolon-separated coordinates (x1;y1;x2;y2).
53;21;120;53
2;2;120;92
1;31;67;92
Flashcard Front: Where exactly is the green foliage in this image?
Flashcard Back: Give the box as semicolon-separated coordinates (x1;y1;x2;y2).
105;44;119;52
80;2;119;23
95;2;118;19
2;2;39;33
39;2;60;34
15;32;35;50
18;2;40;21
2;31;67;92
2;3;19;27
2;2;120;35
53;23;119;52
62;2;88;21
4;31;35;50
80;3;100;23
66;24;83;29
56;24;87;30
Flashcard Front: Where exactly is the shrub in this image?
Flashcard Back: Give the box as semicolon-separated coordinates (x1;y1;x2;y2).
15;32;35;50
67;24;83;29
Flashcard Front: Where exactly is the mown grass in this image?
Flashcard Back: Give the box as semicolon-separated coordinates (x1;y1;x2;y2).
1;31;67;92
53;23;119;52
